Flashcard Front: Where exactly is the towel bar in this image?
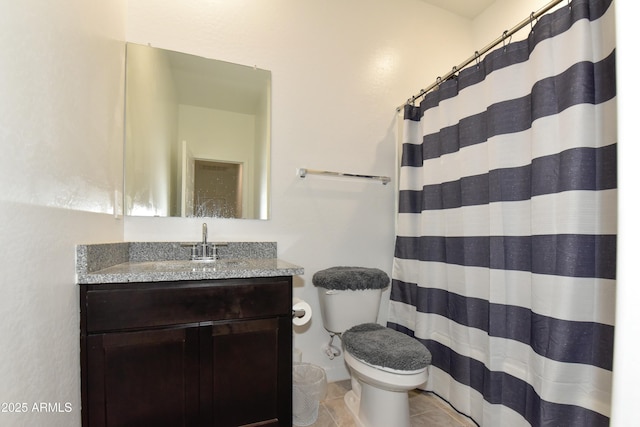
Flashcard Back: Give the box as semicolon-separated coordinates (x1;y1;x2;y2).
297;168;390;185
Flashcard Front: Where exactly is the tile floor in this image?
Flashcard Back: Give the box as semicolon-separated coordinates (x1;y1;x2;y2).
303;380;477;427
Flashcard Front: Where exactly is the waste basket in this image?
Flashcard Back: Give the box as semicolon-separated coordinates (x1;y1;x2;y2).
292;362;327;426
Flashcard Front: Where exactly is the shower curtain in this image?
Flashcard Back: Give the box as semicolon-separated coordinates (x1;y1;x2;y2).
388;0;616;426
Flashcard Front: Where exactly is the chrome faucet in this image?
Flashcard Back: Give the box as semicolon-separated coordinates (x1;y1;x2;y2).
182;222;227;261
198;222;214;260
202;223;208;245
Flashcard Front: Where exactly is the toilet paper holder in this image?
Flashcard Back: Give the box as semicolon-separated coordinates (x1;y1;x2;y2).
292;308;306;319
292;297;312;326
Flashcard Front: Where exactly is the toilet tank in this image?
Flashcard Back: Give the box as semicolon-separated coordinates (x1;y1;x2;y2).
317;288;382;334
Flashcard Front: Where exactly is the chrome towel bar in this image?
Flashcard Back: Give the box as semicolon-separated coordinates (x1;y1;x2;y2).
297;168;391;185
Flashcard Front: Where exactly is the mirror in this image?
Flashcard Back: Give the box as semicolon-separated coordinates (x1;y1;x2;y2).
124;43;271;219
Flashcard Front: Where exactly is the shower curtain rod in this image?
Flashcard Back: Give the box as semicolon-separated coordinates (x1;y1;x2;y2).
396;0;566;112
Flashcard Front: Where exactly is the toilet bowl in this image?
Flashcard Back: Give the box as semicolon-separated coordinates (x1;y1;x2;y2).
345;350;428;391
344;351;428;427
313;267;432;427
341;323;430;427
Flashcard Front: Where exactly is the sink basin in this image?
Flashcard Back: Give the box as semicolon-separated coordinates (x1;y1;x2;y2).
193;259;245;266
153;259;247;271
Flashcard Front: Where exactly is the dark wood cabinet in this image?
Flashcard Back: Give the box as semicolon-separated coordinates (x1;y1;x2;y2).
80;277;293;427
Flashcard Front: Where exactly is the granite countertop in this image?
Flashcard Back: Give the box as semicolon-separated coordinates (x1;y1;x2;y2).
76;242;304;285
77;258;304;284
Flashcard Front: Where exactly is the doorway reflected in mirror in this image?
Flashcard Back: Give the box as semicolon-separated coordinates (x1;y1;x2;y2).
193;160;243;218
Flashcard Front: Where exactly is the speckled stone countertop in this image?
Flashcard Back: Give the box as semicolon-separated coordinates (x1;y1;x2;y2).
76;242;304;284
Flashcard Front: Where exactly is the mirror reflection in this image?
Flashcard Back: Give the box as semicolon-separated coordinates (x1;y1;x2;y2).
124;43;271;219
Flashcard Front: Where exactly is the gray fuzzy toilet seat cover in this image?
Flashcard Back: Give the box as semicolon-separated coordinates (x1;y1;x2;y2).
342;323;432;371
312;267;389;290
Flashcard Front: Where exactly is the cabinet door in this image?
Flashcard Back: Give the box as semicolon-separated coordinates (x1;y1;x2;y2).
86;326;199;427
201;317;291;427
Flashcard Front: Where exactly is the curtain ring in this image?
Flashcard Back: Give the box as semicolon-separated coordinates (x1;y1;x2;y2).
530;12;537;32
502;30;512;51
474;51;480;68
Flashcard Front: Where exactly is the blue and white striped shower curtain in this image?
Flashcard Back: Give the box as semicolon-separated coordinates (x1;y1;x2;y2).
388;0;616;426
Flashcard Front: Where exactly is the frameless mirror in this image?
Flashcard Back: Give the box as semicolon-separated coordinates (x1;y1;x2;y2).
124;43;271;219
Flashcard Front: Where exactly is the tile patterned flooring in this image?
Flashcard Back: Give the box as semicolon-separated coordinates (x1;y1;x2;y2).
304;380;477;427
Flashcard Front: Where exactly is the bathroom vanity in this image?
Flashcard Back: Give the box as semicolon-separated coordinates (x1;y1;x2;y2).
77;242;303;427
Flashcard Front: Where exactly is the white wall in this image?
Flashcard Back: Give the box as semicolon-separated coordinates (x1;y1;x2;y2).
255;86;271;219
178;105;257;217
3;0;632;425
0;1;126;426
611;1;639;425
124;0;474;381
472;0;564;47
125;43;178;216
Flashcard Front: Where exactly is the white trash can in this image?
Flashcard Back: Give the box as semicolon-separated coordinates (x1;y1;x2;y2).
292;362;327;426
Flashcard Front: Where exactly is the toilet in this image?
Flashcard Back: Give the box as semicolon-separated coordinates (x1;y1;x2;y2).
313;267;432;427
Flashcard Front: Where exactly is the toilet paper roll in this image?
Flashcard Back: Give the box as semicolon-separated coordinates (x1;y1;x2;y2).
292;297;312;326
